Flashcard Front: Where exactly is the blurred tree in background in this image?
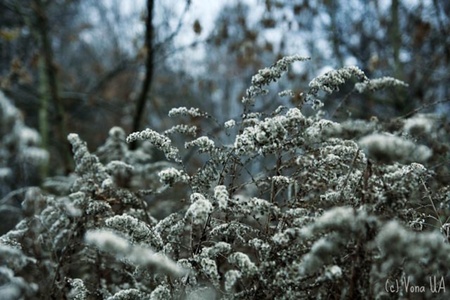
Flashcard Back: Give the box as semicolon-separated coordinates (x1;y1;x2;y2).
1;1;450;297
0;0;449;179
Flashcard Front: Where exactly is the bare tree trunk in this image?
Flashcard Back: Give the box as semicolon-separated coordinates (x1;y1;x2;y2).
389;0;410;114
32;0;72;174
390;0;402;79
131;0;155;150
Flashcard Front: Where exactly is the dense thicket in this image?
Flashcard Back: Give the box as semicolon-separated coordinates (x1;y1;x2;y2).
1;56;450;299
1;1;449;299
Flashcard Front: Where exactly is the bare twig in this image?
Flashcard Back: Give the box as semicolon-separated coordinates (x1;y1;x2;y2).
339;149;361;203
394;98;450;120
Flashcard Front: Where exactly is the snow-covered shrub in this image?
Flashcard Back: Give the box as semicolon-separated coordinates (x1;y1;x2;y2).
0;92;49;235
0;92;49;194
1;56;449;299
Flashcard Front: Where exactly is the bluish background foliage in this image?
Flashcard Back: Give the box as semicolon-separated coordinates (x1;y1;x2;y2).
1;1;450;299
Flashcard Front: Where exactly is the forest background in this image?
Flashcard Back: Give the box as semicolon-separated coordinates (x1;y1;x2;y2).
1;0;449;185
1;0;450;299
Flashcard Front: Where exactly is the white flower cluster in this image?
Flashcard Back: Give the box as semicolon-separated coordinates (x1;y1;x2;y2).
209;222;258;244
3;55;449;299
20;146;49;164
230;196;279;218
374;221;450;297
354;76;408;93
224;270;242;292
224;119;236;129
298;237;337;276
199;257;220;287
154;214;185;248
377;162;429;204
310;98;324;110
326;119;379;139
0;167;12;180
68;133;109;187
407;162;428;175
185;136;215;153
149;284;171;300
96;127;128;162
126;129;180;162
104;214;162;247
85;198;112;216
293;208;378;281
107;289;143;300
403;113;435;134
158;167;189;186
0;243;36;270
0;92;49;172
242;112;261;126
228;252;258;276
299;206;374;239
271;175;293;186
324;265;343;280
200;242;232;259
358;133;432;163
278;89;295;97
105;160;134;177
242;55;310;104
67;278;88;300
0;91;20;122
308;66;368;95
248;238;271;260
304;119;340;143
213;185;229;210
185;193;213;225
85;229;186;276
168;107;204;117
164;124;198;137
234;108;306;154
234;117;285;154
